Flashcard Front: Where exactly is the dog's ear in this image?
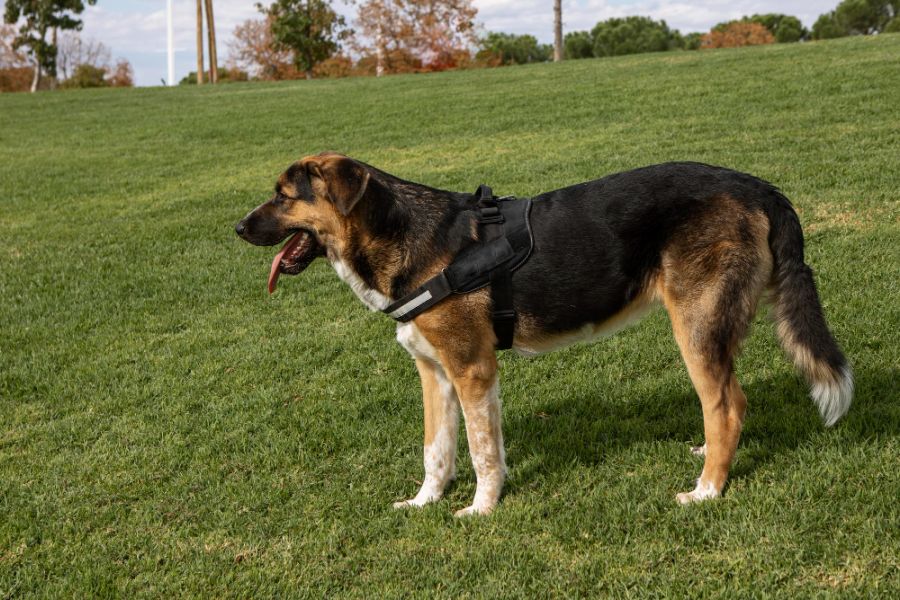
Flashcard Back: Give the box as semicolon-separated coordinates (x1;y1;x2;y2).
303;154;370;216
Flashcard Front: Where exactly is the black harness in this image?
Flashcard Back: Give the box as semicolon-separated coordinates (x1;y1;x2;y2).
381;185;534;350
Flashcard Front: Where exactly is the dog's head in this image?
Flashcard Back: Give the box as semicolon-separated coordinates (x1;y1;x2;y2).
235;153;371;292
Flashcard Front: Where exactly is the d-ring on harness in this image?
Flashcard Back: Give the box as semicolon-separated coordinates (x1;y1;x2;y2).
381;185;534;350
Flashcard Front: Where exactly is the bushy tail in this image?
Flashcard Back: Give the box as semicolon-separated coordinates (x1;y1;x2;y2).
767;193;853;426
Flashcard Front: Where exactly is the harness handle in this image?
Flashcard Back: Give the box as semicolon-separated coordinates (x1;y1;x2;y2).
475;184;516;350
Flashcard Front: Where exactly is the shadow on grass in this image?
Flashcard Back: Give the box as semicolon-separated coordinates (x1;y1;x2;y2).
502;365;899;488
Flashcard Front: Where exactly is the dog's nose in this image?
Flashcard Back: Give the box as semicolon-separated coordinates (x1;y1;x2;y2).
235;221;246;237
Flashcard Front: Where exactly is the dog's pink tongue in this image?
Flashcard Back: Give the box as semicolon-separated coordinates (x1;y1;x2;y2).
267;231;304;294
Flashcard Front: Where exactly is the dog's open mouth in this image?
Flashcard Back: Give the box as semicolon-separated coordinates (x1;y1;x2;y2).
267;229;322;294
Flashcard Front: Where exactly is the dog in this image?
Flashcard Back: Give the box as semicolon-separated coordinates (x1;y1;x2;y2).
235;152;852;516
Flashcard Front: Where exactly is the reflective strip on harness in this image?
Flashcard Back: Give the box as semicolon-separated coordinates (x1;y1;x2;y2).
381;187;533;343
385;270;454;323
387;290;432;320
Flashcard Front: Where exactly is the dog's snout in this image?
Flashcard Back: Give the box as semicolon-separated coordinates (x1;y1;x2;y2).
235;220;247;237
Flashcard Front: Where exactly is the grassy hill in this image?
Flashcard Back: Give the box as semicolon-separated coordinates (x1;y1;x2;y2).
1;35;898;597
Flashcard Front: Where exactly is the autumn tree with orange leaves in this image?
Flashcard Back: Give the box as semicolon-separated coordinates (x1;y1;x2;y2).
701;22;775;48
354;0;477;75
228;17;301;80
1;23;31;91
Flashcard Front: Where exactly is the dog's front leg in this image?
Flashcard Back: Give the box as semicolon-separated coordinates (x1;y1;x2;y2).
393;358;460;509
449;362;506;516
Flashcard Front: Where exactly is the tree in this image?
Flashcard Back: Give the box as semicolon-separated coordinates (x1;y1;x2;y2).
702;22;775;48
811;12;847;39
56;31;110;80
60;62;105;87
205;0;218;83
812;0;900;39
57;55;132;88
835;0;899;34
477;32;551;66
354;47;421;75
3;0;97;92
179;65;249;85
227;17;299;80
713;14;807;43
563;30;593;59
53;31;132;88
313;53;352;77
682;32;703;50
107;58;133;87
749;14;807;42
355;0;477;75
553;0;562;62
1;23;31;92
258;0;350;80
196;0;204;84
591;16;682;57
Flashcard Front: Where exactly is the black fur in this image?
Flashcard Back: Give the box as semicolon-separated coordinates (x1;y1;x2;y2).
511;163;772;332
240;159;847;377
765;190;848;374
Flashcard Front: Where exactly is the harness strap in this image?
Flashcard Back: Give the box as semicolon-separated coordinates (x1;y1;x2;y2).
476;185;516;350
382;185;532;350
384;271;452;321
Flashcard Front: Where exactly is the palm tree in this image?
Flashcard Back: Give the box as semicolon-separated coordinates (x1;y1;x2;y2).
553;0;562;62
205;0;218;83
196;0;204;83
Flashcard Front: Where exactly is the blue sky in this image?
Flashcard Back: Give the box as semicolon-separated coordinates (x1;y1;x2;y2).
6;1;839;86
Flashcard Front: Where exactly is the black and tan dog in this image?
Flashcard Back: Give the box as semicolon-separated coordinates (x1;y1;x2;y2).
235;153;852;516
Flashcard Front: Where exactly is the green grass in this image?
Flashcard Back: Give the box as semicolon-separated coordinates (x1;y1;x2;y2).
1;35;899;597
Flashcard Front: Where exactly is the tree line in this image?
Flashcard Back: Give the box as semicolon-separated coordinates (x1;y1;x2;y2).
225;0;900;81
2;1;132;92
3;0;897;93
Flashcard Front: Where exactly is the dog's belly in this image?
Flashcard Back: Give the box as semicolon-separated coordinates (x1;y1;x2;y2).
513;294;659;356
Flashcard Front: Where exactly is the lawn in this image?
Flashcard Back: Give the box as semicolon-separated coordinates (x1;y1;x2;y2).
1;35;898;597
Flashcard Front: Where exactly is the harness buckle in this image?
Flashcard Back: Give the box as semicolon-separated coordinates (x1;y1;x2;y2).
478;205;504;224
493;309;516;321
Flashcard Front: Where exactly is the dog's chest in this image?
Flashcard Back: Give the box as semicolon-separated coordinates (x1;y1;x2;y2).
330;258;392;311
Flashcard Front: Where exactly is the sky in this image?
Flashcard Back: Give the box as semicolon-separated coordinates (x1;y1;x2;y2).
5;1;840;86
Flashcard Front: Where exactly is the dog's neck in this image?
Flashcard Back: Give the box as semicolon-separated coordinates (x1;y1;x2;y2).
332;168;476;308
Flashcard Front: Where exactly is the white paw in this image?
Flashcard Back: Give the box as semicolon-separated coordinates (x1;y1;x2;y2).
676;479;719;505
393;485;444;509
393;495;437;509
454;504;493;517
690;443;707;457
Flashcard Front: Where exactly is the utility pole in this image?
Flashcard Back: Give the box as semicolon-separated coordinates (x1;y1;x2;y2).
196;0;204;83
553;0;563;62
204;0;218;83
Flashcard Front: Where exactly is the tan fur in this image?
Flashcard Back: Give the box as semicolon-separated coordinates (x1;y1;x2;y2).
256;158;800;512
655;203;772;499
417;358;444;448
775;319;839;384
413;292;505;514
515;287;659;355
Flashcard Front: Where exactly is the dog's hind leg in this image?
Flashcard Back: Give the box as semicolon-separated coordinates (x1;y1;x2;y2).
659;201;772;503
663;283;750;503
671;329;747;504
